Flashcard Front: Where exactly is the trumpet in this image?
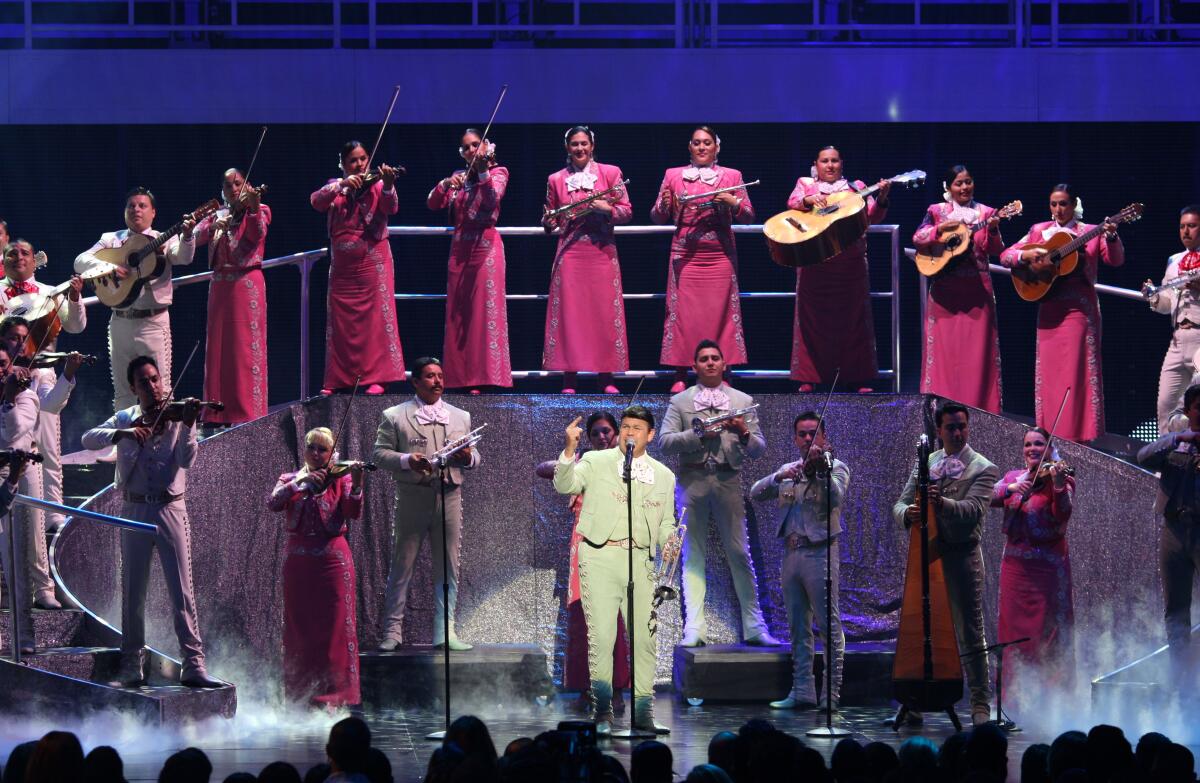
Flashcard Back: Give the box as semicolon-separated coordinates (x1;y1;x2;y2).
430;424;488;469
1143;270;1200;299
691;404;760;437
544;179;630;225
677;179;761;208
652;507;687;611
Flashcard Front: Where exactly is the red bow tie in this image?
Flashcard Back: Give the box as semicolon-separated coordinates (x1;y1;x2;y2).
1182;252;1200;272
5;281;36;297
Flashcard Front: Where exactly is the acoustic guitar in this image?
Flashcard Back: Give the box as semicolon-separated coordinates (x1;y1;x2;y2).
1010;202;1144;302
891;434;963;731
763;170;926;268
914;201;1023;278
88;199;220;309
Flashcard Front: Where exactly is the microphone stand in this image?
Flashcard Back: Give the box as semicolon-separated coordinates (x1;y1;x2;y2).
5;506;22;663
961;637;1029;732
612;440;654;740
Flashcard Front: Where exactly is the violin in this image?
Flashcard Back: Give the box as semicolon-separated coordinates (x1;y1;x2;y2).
135;398;224;431
297;459;375;494
1029;459;1074;491
354;164;407;190
14;351;98;370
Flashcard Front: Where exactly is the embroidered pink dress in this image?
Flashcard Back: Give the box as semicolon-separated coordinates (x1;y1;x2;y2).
542;161;631;373
428;166;513;388
194;205;271;424
269;470;363;707
913;201;1004;413
1001;222;1124;441
311;179;405;390
786;177;886;386
991;469;1076;700
650;165;753;367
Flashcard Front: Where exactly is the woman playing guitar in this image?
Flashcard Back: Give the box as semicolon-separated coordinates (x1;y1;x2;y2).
912;165;1008;414
1001;185;1125;442
787;146;891;394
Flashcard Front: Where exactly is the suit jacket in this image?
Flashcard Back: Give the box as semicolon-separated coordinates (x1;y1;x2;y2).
751;458;849;542
1137;432;1200;516
373;398;480;491
658;383;766;471
891;444;999;546
553;447;676;550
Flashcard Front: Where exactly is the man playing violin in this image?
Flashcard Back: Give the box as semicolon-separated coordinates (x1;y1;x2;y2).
80;355;223;689
752;412;848;711
892;401;1000;727
75;187;196;412
1138;383;1200;691
0;316;85;610
0;343;39;652
373;356;479;652
0;242;85;541
659;339;777;649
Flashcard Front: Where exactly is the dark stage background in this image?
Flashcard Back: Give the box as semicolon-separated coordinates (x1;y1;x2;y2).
2;121;1195;447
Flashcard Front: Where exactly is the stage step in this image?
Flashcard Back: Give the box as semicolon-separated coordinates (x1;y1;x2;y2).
0;608;103;650
359;643;554;709
673;642;894;705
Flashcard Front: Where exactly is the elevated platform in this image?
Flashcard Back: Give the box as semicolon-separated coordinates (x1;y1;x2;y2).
673;642;893;706
359;644;554;709
0;609;235;724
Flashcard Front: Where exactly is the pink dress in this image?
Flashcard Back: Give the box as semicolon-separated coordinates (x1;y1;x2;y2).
536;459;630;690
427;166;513;388
1001;222;1125;441
912;201;1004;413
269;470;363;707
194;206;271;425
542;161;632;373
311;179;405;390
650;165;753;367
786;177;886;386
991;469;1076;700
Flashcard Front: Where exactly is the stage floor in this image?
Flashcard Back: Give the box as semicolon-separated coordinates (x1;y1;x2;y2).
89;698;1045;782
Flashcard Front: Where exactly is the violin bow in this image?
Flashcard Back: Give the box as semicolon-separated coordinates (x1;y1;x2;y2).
812;368;840;472
365;86;402;172
465;84;508;173
1018;386;1071;505
235;125;269;202
324;376;362;471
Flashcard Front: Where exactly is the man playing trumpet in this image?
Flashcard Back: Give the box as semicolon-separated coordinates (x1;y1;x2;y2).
659;339;777;648
553;405;676;736
374;356;479;651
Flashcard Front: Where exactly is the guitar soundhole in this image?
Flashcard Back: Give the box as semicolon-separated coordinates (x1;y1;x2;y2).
945;236;962;250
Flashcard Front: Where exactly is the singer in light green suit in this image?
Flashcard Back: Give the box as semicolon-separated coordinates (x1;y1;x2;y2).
554;405;677;736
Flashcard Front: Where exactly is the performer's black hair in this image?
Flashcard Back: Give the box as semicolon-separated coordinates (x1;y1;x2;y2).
621;404;655;431
1181;204;1200;219
793;411;825;433
410;356;442;378
126;355;158;387
1185;384;1200;411
586;410;618;435
124;186;156;209
693;339;723;362
0;315;30;336
934;401;970;427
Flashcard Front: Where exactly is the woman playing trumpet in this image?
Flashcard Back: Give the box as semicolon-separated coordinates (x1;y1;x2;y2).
194;168;271;425
427;129;512;393
650;126;754;393
541;126;631;395
311;141;405;396
268;426;365;708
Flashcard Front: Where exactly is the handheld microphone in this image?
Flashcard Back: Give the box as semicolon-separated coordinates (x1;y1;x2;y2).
624;438;635;477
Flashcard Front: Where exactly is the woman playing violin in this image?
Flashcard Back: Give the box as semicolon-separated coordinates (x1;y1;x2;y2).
912;165;1005;414
427;129;512;393
1001;184;1124;442
990;427;1076;707
787;146;890;394
311;141;405;397
541;126;631;395
651;126;754;393
193;168;271;426
268;426;365;708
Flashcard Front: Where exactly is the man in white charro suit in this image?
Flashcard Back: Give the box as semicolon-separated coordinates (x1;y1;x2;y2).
374;356;479;651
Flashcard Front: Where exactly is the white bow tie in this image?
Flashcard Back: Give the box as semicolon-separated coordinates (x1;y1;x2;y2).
682;166;720;186
566;168;598;192
618;455;656;485
930;456;965;482
415;402;449;425
694;386;730;411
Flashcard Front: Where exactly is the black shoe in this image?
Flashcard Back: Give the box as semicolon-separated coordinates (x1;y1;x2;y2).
181;673;224;688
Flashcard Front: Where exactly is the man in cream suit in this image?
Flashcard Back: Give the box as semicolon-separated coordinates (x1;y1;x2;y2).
892;401;1000;727
374;356;479;651
554;405;676;736
659;339;777;648
753;411;848;711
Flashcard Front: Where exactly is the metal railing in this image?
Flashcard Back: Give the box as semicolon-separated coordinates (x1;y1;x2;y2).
7;0;1199;48
390;223;903;391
